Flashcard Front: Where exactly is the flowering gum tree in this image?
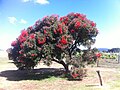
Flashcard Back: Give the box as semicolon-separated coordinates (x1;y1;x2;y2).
11;12;98;72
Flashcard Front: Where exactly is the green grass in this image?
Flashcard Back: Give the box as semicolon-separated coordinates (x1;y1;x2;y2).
43;76;65;81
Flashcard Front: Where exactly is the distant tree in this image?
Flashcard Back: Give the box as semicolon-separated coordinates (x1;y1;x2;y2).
107;48;120;53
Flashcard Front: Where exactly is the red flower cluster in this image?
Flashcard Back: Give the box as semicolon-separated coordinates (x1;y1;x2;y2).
21;30;28;37
60;16;69;25
17;30;28;43
56;44;62;49
57;24;63;34
30;34;35;39
19;51;23;54
18;60;24;63
77;14;86;20
20;44;23;48
96;53;101;58
18;35;26;43
83;23;87;28
38;38;46;44
75;21;81;29
70;29;75;33
44;30;47;34
31;54;36;57
71;73;79;78
60;36;67;45
91;21;96;27
53;30;57;34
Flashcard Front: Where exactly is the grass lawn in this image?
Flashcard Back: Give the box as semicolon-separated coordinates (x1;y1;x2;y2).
0;54;120;90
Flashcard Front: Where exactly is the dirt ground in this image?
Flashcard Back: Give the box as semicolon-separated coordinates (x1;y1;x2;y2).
0;52;120;90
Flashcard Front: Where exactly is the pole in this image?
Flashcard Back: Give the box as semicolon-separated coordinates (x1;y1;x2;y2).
118;52;120;63
96;70;103;86
97;59;99;67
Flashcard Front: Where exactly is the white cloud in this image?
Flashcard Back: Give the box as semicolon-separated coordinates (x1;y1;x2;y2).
20;19;27;24
22;0;31;2
8;17;17;24
22;0;49;5
8;17;27;25
34;0;49;4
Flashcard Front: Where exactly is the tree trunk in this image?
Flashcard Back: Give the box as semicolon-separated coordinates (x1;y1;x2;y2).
61;61;69;72
52;59;69;72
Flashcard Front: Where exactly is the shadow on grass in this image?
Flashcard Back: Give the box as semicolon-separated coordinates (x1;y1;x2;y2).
0;68;65;81
67;78;82;81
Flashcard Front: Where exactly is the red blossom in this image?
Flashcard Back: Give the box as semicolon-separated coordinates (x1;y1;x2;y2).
60;36;67;45
59;28;63;34
63;17;69;24
21;30;28;37
91;21;96;27
30;34;35;39
20;44;23;48
31;54;36;57
11;41;17;46
19;51;23;54
44;30;47;34
18;60;24;63
54;30;57;34
96;53;101;58
18;36;26;43
56;44;62;49
70;29;75;33
83;23;87;28
60;17;63;21
38;38;46;44
75;21;81;29
28;42;31;46
58;24;63;34
62;22;65;25
78;14;86;20
71;73;79;78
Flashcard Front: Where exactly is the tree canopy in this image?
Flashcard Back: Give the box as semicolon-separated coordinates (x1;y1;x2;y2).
11;12;98;74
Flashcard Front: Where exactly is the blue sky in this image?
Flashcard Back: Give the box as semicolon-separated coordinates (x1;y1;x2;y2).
0;0;120;50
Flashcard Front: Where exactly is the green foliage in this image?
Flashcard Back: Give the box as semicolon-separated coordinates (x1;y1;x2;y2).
101;53;117;59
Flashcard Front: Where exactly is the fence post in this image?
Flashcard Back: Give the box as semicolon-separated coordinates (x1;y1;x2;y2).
96;70;103;86
97;58;100;67
118;53;120;63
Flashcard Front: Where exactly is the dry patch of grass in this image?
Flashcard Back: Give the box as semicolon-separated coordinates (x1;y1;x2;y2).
0;56;120;90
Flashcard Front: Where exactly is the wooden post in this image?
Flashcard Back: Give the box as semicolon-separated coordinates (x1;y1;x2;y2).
118;53;120;63
96;70;103;86
97;60;99;67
